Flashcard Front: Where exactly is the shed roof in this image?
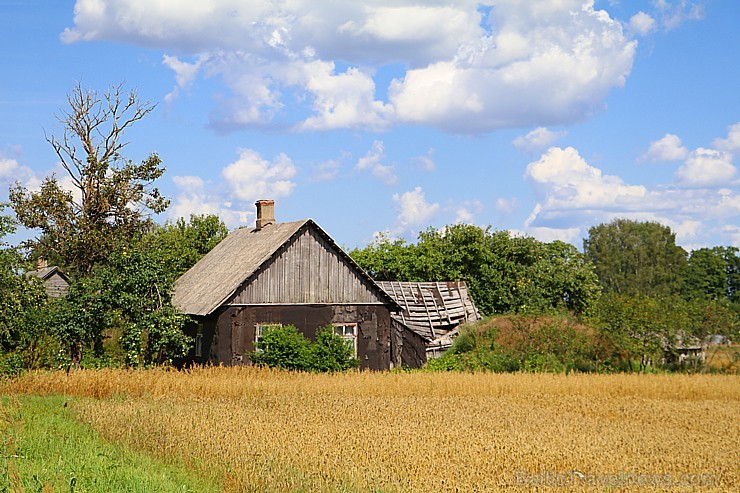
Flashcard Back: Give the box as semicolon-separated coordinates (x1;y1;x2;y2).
27;265;70;284
172;219;399;316
378;281;481;342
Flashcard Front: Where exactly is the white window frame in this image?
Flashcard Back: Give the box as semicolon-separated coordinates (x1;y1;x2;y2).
254;323;282;352
333;323;358;356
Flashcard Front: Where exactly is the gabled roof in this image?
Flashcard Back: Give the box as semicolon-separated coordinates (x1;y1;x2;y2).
172;219;399;316
378;281;481;342
27;265;70;284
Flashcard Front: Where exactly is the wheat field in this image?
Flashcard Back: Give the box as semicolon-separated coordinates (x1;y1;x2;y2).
3;368;738;492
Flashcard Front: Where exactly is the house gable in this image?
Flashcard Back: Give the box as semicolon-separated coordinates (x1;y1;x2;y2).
229;224;387;306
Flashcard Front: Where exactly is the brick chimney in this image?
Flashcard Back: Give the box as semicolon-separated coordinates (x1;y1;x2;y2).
255;199;275;230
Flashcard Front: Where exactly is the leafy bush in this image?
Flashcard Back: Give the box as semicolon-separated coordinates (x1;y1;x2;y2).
251;325;358;372
310;326;359;372
252;325;311;371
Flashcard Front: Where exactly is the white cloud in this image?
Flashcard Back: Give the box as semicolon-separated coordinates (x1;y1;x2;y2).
169;175;250;229
452;200;483;224
392;186;440;233
628;11;656;36
713;122;740;155
310;159;342;183
526;146;647;211
513;127;567;152
62;0;638;134
388;1;636;132
640;133;689;162
523;145;739;248
162;54;205;103
413;148;436;172
676;148;736;188
222;149;297;202
296;61;393;131
0;157;38;187
653;0;704;31
495;197;519;214
355;140;397;185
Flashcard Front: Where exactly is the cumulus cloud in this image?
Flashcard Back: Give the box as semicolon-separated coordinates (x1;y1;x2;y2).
169;175;251;229
392;186;440;233
388;1;636;132
676;148;736;188
452;200;483;224
640;133;689;162
61;0;638;134
513;127;567;153
169;148;299;229
222;149;297;202
523;145;739;248
355;140;397;185
628;11;656;35
0;156;41;193
713;122;740;155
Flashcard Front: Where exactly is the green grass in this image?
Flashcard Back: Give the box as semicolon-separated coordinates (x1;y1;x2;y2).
0;395;221;493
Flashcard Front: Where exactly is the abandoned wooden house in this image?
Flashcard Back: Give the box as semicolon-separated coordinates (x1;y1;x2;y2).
172;200;426;370
378;281;481;359
27;260;70;298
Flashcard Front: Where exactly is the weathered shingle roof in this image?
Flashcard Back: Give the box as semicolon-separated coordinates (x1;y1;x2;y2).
27;265;69;283
378;281;480;342
172;219;399;316
172;220;308;316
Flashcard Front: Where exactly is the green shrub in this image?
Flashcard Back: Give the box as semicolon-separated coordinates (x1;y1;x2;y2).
310;326;359;372
251;325;359;372
252;325;311;371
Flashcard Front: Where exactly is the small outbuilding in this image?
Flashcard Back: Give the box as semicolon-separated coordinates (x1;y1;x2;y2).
27;261;70;298
378;281;481;358
172;200;423;370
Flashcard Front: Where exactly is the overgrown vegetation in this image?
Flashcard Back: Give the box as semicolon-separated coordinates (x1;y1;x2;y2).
0;81;737;376
251;325;359;372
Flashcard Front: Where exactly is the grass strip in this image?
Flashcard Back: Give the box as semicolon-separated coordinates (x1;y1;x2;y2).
0;395;221;493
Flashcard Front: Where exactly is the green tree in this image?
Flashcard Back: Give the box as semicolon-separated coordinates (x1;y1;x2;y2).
682;246;739;306
352;224;600;316
139;214;229;284
9;82;169;277
583;219;687;296
0;205;50;370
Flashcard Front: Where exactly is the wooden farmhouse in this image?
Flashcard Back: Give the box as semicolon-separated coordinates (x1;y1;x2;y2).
27;261;70;298
378;281;481;359
172;200;427;370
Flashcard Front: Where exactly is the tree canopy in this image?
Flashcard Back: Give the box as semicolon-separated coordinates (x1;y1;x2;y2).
583;219;687;296
350;224;601;316
9;82;169;277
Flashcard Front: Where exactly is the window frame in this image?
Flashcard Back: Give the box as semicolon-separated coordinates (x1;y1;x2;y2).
332;323;358;356
254;323;283;352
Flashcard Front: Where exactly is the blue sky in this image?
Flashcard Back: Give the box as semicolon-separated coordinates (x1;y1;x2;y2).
1;0;738;251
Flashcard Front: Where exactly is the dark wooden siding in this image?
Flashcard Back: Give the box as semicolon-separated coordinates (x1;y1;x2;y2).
201;304;394;370
231;227;383;305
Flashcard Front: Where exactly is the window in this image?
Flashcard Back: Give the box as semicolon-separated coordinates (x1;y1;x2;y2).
333;323;358;356
195;323;204;358
255;323;282;351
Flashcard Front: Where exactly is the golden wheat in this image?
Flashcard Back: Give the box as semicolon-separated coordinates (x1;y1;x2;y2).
3;368;738;492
